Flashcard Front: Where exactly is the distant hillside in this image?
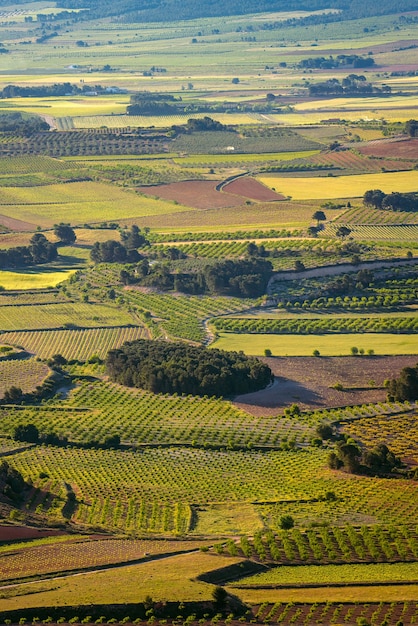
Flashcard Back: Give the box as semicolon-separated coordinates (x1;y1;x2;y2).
9;0;416;22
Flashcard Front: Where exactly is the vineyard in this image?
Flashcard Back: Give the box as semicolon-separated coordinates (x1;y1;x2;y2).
1;325;148;361
0;302;135;331
0;358;50;397
8;441;418;534
212;316;418;335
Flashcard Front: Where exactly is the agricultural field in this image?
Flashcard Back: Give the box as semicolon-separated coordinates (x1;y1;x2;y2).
0;0;418;617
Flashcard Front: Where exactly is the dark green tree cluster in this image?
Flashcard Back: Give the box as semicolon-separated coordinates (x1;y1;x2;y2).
126;258;273;298
106;339;273;397
90;225;148;263
309;75;390;97
0;461;26;503
54;223;76;245
328;440;402;475
0;112;49;134
405;119;418;137
0;233;57;269
0;83;109;99
363;189;418;212
299;55;374;70
387;363;418;401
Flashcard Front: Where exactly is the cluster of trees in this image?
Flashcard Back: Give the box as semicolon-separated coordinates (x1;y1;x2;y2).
121;258;273;298
328;440;402;476
299;55;374;70
405;119;418;137
0;233;57;269
386;363;418;401
0;461;26;503
106;339;273;397
0;83;110;99
90;226;148;263
309;75;391;97
127;92;182;115
363;189;418;212
0;112;49;134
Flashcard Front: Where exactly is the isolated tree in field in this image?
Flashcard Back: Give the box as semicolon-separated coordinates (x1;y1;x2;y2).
279;515;294;530
54;223;76;245
312;210;326;227
336;226;351;240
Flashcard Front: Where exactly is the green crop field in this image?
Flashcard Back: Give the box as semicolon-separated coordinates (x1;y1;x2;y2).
0;182;192;227
0;268;76;290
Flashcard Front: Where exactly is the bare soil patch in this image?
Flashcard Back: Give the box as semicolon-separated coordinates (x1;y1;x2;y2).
233;355;418;415
222;177;286;201
0;524;65;542
0;214;36;232
137;181;244;210
358;138;418;159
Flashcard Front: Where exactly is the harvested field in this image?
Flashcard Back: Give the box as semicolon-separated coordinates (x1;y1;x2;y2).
222;177;286;201
358;138;418;159
137;181;244;210
309;150;415;173
233;355;418;415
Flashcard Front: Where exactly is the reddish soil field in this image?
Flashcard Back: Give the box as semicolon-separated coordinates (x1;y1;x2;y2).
137;181;244;210
0;214;36;232
0;524;65;542
234;355;418;415
222;177;285;201
358;138;418;159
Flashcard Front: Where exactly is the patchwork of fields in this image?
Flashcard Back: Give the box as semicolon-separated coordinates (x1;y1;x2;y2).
0;1;417;619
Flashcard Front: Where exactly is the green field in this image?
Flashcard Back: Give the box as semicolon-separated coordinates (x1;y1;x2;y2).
212;332;418;356
0;268;75;290
0;182;193;227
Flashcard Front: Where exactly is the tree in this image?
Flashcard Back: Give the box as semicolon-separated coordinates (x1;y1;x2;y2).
3;386;23;403
363;189;385;209
336;226;352;240
231;77;240;84
54;223;76;245
312;210;326;227
279;515;294;530
13;423;39;443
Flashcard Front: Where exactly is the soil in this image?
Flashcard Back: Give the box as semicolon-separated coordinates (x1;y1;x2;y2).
137;181;244;210
233;355;418;415
222;177;286;201
0;214;36;232
0;524;65;542
358;138;418;159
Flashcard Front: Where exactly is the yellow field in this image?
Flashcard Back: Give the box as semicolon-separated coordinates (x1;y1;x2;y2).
269;109;418;124
0;269;75;290
212;332;418;356
0;95;129;118
295;95;418;112
0;181;194;227
257;171;418;201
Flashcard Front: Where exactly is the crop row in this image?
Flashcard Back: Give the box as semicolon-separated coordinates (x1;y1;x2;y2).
325;223;418;240
0;375;318;448
0;536;210;582
230;525;418;565
147;229;299;243
213;316;418;335
9;444;418;532
2;325;147;361
0;156;73;174
0;359;49;397
0;303;135;332
334;206;418;225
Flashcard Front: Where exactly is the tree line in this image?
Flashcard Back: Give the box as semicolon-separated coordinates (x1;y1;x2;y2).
363;189;418;212
309;75;391;97
120;258;274;298
106;339;273;397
